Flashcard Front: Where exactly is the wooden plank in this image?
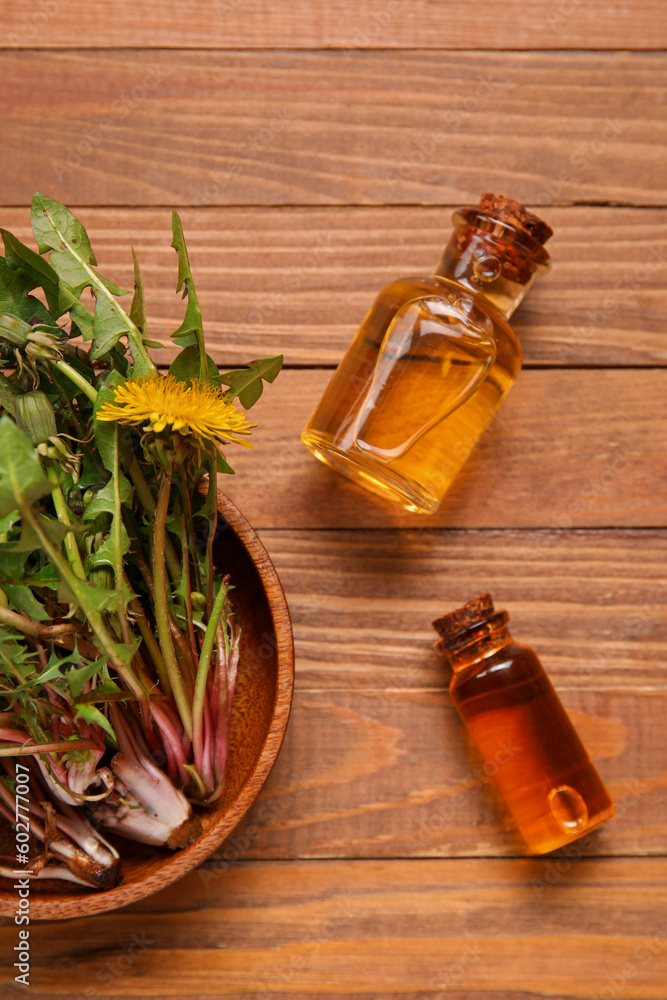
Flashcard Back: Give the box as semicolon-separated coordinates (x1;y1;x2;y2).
3;0;665;50
218;686;665;859
261;529;667;691
2;51;665;207
213;368;667;529
3;205;665;368
5;859;667;997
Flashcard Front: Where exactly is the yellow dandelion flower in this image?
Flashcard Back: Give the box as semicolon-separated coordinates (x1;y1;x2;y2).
96;374;255;450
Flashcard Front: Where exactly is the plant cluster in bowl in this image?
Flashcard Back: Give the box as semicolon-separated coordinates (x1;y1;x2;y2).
0;195;284;892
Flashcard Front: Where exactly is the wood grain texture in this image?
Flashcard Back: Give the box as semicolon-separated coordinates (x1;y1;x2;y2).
261;528;667;691
3;0;666;50
2;51;665;207
213;686;666;859
212;368;667;529
3;205;665;367
3;859;667;997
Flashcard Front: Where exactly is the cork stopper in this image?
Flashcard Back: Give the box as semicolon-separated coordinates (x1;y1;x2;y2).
477;193;553;247
450;193;553;286
433;593;495;646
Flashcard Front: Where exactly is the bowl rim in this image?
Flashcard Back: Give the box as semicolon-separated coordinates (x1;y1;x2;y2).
2;490;294;921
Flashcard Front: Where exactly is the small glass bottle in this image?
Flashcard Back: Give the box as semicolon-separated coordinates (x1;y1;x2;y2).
301;193;553;514
433;594;616;854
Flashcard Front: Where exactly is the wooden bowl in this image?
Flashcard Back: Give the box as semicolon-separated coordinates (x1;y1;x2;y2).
0;492;294;920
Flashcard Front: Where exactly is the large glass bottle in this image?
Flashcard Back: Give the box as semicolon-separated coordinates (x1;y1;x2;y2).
433;594;616;855
301;193;553;514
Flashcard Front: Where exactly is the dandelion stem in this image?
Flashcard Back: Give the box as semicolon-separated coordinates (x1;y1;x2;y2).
192;579;229;789
205;450;218;619
153;472;192;739
46;464;86;581
129;457;181;582
53;361;98;403
129;595;172;698
111;427;130;645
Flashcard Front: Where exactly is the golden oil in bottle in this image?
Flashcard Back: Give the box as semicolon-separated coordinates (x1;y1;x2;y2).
433;594;616;855
301;194;553;514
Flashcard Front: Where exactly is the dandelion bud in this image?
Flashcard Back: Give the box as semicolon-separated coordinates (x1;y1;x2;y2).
89;566;114;591
25;336;63;363
0;313;31;347
191;592;207;610
14;390;57;445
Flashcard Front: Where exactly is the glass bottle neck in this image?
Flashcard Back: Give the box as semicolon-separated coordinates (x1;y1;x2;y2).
434;209;551;320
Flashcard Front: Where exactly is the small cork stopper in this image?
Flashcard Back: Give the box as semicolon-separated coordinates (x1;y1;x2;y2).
478;193;553;247
433;593;495;648
452;193;553;286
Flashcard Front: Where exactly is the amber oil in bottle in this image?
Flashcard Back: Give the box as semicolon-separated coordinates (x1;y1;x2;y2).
433;594;615;854
301;193;554;514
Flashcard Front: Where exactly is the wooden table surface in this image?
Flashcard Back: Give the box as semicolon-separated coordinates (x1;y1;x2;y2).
1;3;667;997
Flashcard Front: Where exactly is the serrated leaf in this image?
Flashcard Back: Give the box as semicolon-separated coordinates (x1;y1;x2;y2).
170;211;207;378
61;294;94;341
99;274;130;297
38;642;85;684
91;293;129;361
83;478;130;520
87;523;130;569
113;635;142;668
30;194;154;377
10;514;71;553
29;564;59;589
0;256;54;327
219;355;283;409
73;702;116;742
0;417;52;518
67;659;104;699
130;249;146;336
2;584;49;620
169;345;221;385
3;227;93;330
91;371;132;473
1;230;61;314
0;550;31;580
31;193;96;261
57;574;121;614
